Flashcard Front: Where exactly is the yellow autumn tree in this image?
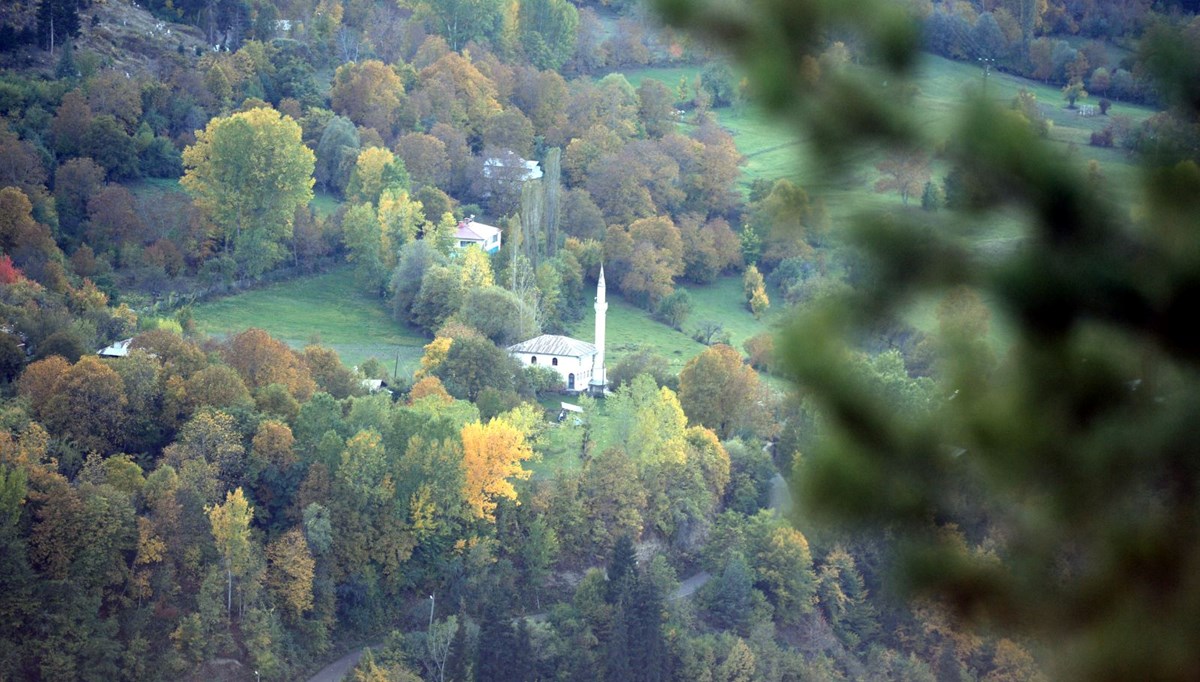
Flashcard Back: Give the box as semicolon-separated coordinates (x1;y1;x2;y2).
206;487;254;616
346;146;408;206
409;375;453;404
377;188;423;254
131;517;166;603
459;245;494;289
266;527;315;619
416;335;452;379
460;418;533;520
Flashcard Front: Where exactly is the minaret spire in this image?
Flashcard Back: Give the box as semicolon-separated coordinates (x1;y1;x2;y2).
590;264;607;395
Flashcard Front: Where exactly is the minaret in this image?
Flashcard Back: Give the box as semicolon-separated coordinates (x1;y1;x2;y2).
590;264;607;395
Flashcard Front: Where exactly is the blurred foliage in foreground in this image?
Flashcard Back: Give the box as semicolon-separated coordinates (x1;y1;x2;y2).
653;0;1200;679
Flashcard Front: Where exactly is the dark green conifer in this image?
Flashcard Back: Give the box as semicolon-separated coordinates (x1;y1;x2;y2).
606;535;637;604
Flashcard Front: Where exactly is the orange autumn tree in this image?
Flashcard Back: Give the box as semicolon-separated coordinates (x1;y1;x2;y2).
460;418;533;520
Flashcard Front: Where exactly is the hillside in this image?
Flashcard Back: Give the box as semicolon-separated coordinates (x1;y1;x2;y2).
2;0;206;73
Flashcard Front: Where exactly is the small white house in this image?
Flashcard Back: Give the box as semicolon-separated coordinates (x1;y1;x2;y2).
508;335;597;392
455;219;502;254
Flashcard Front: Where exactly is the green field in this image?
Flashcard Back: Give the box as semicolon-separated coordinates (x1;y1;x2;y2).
192;266;428;375
566;291;708;377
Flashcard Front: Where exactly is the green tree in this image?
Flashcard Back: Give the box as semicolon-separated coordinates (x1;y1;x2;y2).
414;0;505;51
412;265;465;334
342;202;392;295
181;107;315;276
433;335;518;402
581;448;646;555
459;286;540;347
475;604;517;682
701;552;756;634
517;0;579;70
314;116;361;195
1062;79;1088;109
638;79;677;138
655;288;693;330
36;0;81;54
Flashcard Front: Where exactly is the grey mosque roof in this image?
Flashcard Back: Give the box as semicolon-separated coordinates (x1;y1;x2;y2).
507;334;597;358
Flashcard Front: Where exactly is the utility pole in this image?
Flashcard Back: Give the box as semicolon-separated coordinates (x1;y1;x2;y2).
429;594;435;628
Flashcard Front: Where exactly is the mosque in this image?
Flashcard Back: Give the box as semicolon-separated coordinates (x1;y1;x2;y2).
506;266;608;395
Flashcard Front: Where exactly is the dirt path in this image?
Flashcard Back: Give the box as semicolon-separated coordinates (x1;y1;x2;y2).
305;645;378;682
671;571;713;600
769;473;794;518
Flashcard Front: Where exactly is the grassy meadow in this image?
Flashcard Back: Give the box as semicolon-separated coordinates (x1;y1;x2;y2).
192;266;428;376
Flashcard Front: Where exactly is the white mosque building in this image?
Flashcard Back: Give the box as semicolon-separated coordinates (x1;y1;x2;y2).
507;266;608;395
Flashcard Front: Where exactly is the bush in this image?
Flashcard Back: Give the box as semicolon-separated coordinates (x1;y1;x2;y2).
1090;128;1114;147
654;289;692;330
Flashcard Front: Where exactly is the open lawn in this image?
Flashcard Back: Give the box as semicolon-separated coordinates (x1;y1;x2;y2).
679;275;784;350
567;290;707;377
192;266;428;376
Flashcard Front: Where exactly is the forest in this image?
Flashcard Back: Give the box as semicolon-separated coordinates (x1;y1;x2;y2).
2;0;1200;680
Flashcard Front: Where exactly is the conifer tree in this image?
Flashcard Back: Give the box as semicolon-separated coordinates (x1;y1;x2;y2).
606;535;637;604
445;616;471;682
474;605;514;682
627;573;669;682
512;618;535;681
604;601;633;682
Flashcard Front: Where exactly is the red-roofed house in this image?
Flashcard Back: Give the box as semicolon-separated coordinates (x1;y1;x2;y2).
455;218;502;253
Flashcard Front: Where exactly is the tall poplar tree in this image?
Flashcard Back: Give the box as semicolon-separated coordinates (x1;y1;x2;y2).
542;147;562;258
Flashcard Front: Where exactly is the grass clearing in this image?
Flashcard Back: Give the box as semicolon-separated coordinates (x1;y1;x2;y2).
679;275;783;351
567;291;708;377
192;266;428;375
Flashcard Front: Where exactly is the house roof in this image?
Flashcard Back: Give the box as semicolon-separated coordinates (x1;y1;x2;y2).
508;334;597;358
455;220;501;242
482;156;543;181
98;338;134;357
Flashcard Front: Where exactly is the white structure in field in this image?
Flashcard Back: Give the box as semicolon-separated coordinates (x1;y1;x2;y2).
507;266;608;394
